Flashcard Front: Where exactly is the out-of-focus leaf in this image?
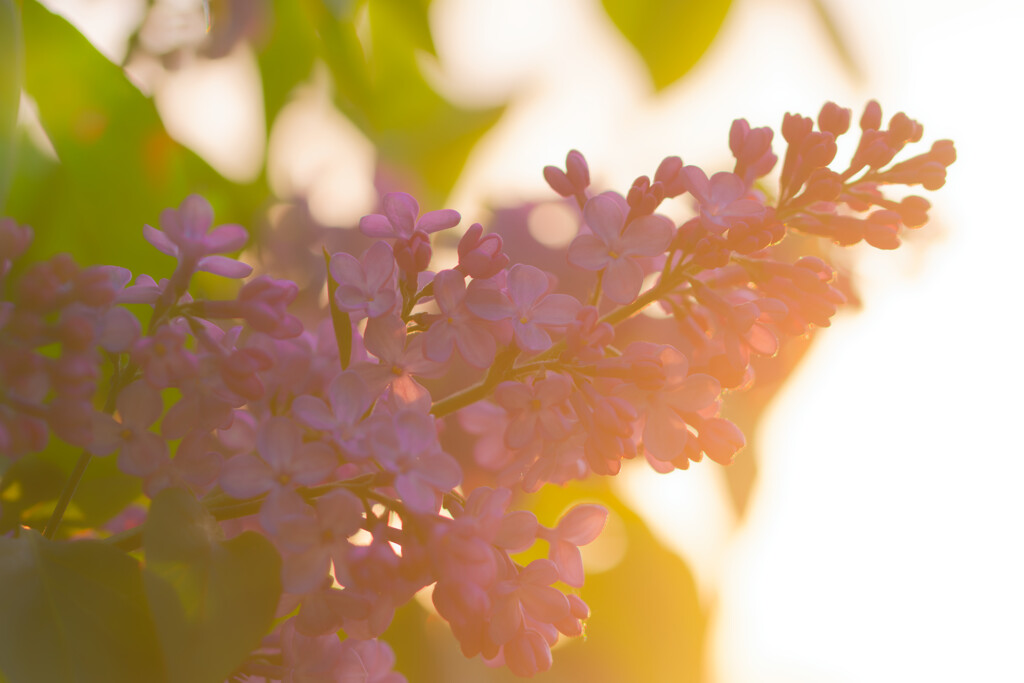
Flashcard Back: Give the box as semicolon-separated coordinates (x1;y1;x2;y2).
67;448;143;527
601;0;732;91
23;440;142;534
323;246;353;368
0;0;22;211
536;478;706;682
378;0;435;56
323;0;367;20
0;455;64;534
0;530;166;683
364;0;502;203
143;488;282;683
808;0;864;83
17;0;241;272
301;0;504;204
258;0;318;129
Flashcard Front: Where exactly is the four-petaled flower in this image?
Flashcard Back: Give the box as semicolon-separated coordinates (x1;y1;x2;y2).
568;192;673;304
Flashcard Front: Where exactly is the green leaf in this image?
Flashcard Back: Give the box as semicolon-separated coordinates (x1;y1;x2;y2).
258;0;318;130
143;488;282;683
0;530;166;683
378;0;436;56
0;0;22;211
0;454;65;534
323;246;353;369
301;0;504;204
364;0;503;203
601;0;732;91
16;0;235;271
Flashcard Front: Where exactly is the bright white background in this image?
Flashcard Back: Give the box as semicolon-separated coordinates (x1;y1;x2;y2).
39;0;1024;680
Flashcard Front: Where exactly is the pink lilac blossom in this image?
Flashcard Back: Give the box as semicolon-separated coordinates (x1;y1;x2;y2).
421;269;501;368
567;192;673;304
90;381;169;477
329;241;399;319
359;192;461;241
0;101;956;681
142;194;252;278
466;264;580;353
219;416;336;530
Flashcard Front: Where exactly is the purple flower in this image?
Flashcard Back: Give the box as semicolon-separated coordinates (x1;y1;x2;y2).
219;416;336;529
90;381;169;477
568;192;672;304
356;314;442;411
277;490;365;593
538;504;608;587
367;410;461;514
422;270;500;368
291;371;375;458
143;195;252;278
614;343;721;470
678;167;766;233
359;192;460;240
493;374;573;449
466;265;580;353
457;223;509;279
329;241;399;319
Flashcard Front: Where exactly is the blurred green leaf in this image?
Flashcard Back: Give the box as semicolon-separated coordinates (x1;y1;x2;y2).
535;479;707;682
16;0;239;272
366;0;501;203
143;488;282;683
258;0;318;130
301;0;504;204
0;455;64;534
323;0;367;20
0;0;22;211
323;246;353;368
378;0;436;56
21;439;142;535
67;448;143;527
601;0;732;91
0;530;166;683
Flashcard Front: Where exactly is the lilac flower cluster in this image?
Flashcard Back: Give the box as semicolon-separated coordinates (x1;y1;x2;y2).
0;101;954;679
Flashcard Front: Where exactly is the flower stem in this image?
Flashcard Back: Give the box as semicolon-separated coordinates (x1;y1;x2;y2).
43;358;126;539
42;450;92;539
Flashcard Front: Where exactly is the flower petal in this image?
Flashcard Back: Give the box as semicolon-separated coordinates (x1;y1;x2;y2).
601;258;644;305
530;293;581;325
507;264;549;308
416;208;460;233
567;234;611;271
142;225;178;257
555;504;608;545
358;214;395;238
204;223;249;254
583;193;625;242
197;255;253;279
219;454;274;498
383;192;419;238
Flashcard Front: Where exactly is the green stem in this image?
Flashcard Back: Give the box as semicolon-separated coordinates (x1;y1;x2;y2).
429;381;494;419
43;359;126;539
42;450;92;539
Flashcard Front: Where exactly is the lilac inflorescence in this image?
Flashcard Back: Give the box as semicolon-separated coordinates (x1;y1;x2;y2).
0;102;955;679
